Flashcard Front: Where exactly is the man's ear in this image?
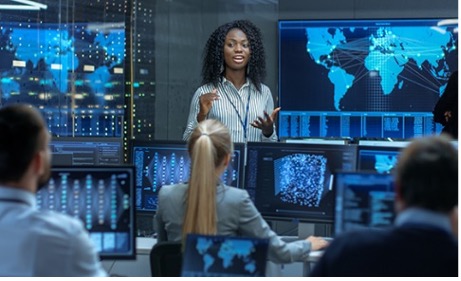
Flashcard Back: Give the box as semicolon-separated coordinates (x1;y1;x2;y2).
32;150;46;176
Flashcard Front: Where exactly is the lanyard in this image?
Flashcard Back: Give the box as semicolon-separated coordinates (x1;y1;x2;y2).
222;84;252;141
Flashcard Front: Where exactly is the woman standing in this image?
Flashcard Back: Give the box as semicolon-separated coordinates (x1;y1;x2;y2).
183;20;280;143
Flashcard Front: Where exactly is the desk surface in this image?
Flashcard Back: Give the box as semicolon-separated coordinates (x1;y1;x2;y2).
307;250;324;262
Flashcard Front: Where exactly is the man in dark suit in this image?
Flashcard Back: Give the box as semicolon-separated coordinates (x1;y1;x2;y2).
310;135;458;277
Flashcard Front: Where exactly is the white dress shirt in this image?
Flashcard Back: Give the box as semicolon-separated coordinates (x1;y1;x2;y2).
183;78;278;143
0;186;107;277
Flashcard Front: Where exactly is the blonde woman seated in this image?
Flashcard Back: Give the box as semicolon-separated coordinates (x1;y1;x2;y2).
155;119;328;263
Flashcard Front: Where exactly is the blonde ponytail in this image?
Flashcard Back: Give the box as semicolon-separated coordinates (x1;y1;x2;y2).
182;119;233;241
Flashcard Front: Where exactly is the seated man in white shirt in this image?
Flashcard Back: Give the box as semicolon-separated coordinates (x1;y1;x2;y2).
0;104;107;277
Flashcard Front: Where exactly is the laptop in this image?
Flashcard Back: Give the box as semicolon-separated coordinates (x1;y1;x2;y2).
181;234;269;277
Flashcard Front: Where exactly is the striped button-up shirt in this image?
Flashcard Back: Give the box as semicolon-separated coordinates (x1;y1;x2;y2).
183;78;278;143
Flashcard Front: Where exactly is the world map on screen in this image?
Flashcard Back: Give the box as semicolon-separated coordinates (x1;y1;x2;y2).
0;22;126;136
182;236;268;277
1;23;124;100
305;25;457;111
196;237;257;274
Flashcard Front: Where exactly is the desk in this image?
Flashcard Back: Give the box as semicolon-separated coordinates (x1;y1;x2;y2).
102;237;323;277
303;250;324;275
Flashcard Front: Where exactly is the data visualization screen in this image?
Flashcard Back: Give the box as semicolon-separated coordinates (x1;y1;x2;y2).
0;21;126;137
357;141;409;173
132;141;245;212
37;166;136;259
182;234;269;277
279;19;458;139
244;142;357;223
50;137;123;166
334;171;395;235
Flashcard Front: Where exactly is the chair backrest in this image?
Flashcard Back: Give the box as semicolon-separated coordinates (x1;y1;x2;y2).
149;241;182;277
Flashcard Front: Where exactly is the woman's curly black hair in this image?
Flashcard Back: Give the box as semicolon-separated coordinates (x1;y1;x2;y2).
201;19;266;92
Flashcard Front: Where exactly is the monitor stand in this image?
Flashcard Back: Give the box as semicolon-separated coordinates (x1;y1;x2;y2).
270;220;333;239
298;222;333;238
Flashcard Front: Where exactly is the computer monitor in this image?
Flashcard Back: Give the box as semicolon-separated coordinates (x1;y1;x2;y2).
278;18;458;139
357;141;409;173
0;22;125;138
333;171;396;235
181;234;269;277
36;166;136;260
50;137;123;166
244;142;357;223
132;140;245;212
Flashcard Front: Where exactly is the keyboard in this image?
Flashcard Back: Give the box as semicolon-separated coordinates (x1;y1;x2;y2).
280;236;334;243
280;236;300;243
321;236;334;242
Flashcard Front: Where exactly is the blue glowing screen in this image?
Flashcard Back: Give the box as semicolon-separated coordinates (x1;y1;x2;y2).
0;22;126;137
279;19;458;139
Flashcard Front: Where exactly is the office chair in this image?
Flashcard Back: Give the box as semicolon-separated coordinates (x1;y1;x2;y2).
149;241;182;277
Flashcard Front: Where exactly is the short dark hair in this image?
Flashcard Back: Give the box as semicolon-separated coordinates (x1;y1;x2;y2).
396;136;458;212
201;19;266;92
0;104;46;182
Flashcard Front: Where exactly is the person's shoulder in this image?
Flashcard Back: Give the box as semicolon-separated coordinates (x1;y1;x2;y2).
196;83;215;92
256;83;270;92
219;185;250;200
259;82;269;89
30;210;86;236
253;83;272;97
159;183;187;197
162;183;187;191
221;184;244;192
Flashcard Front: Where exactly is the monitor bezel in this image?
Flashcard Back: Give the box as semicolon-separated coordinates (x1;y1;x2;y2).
50;136;124;166
356;144;407;173
244;141;358;224
332;170;396;236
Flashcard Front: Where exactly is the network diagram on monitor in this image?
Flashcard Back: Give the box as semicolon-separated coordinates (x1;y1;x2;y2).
278;18;458;139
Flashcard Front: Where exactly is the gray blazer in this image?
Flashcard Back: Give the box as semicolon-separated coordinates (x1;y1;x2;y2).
154;183;311;264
